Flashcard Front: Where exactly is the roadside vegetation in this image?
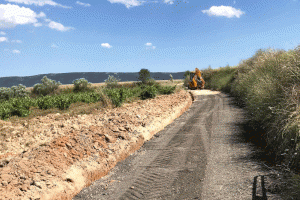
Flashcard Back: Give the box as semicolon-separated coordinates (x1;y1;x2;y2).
0;69;183;125
183;70;191;88
202;46;300;199
202;65;237;93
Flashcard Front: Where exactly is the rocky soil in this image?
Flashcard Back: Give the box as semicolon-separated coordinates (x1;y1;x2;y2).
0;89;193;200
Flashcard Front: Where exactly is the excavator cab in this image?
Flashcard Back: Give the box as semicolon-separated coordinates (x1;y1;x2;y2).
188;68;205;90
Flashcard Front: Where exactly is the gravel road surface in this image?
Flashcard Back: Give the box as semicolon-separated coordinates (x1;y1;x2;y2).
73;92;282;200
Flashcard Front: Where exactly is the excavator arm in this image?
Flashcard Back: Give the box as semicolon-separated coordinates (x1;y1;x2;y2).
188;68;205;89
189;74;197;89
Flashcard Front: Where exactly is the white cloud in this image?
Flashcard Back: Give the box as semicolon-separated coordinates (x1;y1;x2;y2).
34;22;43;27
48;21;74;32
145;42;156;49
0;5;71;31
37;12;46;18
107;0;143;8
76;1;91;7
12;49;21;53
5;0;72;9
101;43;112;48
163;0;174;4
0;31;6;35
0;4;46;28
202;5;245;18
12;40;22;43
0;37;8;42
51;43;58;48
108;0;180;8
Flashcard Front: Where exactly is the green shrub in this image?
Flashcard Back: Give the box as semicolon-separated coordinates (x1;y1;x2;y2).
131;86;143;97
139;84;146;90
10;96;33;110
0;87;14;102
33;91;104;111
104;88;122;107
36;95;56;110
139;85;158;100
183;70;191;79
105;75;120;89
0;96;34;120
54;95;72;110
0;102;13;120
146;78;158;86
104;87;134;107
10;84;30;98
158;85;176;95
202;65;237;93
0;84;30;102
65;93;78;104
9;97;33;117
32;76;61;96
78;92;101;103
72;78;92;93
138;68;151;84
119;87;132;103
87;92;102;102
183;75;190;87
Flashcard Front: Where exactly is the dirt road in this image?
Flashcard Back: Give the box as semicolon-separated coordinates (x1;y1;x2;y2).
73;91;282;200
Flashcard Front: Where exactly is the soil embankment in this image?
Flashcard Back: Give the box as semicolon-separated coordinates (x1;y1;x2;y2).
0;89;194;200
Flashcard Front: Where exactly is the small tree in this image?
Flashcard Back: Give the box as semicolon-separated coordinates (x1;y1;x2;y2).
73;78;92;92
138;68;151;84
184;70;191;79
32;76;61;96
105;75;120;89
184;75;190;87
0;84;30;101
169;74;173;82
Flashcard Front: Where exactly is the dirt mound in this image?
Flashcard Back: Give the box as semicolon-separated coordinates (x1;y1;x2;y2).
0;90;192;200
188;89;221;96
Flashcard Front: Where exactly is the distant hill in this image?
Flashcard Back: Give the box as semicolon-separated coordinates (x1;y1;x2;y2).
0;72;186;88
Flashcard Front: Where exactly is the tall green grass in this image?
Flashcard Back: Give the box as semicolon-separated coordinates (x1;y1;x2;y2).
202;46;300;171
202;65;237;93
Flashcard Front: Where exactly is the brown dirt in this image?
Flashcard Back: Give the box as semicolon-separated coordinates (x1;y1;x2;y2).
188;89;220;96
0;89;193;200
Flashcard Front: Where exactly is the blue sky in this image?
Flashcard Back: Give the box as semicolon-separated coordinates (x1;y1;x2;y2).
1;0;300;78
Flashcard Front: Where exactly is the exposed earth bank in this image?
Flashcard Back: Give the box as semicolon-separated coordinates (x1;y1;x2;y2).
0;89;199;200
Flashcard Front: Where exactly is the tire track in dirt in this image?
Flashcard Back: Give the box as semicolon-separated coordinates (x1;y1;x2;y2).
74;91;286;200
118;98;214;199
73;94;219;199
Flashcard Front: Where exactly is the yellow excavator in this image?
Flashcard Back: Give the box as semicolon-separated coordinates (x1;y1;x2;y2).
188;68;205;90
